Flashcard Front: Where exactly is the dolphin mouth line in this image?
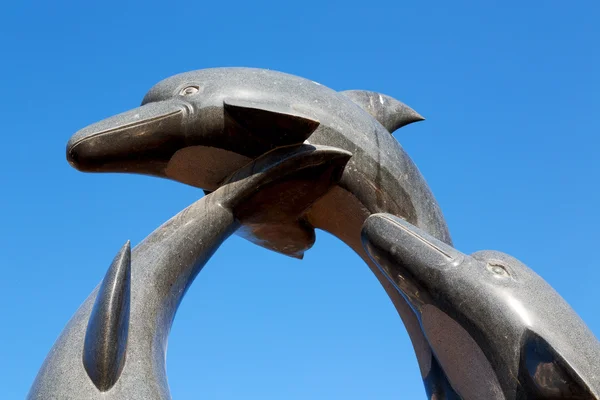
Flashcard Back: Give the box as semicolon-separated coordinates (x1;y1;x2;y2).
69;109;184;149
378;214;454;260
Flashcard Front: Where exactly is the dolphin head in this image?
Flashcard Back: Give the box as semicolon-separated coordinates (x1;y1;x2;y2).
362;213;600;399
66;96;189;176
66;68;321;190
361;213;559;324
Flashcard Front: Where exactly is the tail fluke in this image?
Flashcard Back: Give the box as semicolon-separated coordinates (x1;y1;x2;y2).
83;241;131;391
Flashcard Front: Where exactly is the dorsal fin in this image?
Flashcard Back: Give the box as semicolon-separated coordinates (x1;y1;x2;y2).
341;90;424;133
83;241;131;392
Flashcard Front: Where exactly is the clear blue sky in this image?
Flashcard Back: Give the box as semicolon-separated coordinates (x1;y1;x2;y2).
1;1;599;399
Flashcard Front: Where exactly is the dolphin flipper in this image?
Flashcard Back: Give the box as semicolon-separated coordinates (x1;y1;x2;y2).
341;90;424;133
423;355;462;400
224;99;320;153
518;330;597;399
223;144;352;258
83;241;131;392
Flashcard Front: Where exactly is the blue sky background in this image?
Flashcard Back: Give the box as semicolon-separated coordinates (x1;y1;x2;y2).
2;1;599;398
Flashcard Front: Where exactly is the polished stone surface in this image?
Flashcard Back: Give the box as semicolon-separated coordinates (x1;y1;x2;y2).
61;67;453;397
28;144;350;399
82;241;131;392
31;67;599;399
362;213;600;399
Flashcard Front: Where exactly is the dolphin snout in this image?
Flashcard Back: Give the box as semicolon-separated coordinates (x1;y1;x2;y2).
67;100;187;174
362;213;462;283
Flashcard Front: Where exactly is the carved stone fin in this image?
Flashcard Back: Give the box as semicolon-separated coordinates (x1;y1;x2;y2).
83;241;131;392
341;90;424;133
223;98;320;150
222;144;352;258
518;329;597;399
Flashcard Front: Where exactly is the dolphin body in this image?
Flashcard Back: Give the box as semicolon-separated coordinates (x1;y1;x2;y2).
28;144;352;399
66;67;451;256
65;68;455;396
362;213;600;399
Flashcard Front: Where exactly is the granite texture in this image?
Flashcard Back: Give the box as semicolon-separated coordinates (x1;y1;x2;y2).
30;67;597;399
60;67;455;397
28;144;350;399
362;213;600;399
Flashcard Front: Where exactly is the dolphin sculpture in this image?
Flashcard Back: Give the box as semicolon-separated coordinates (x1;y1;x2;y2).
28;144;352;399
362;213;600;399
64;67;455;396
66;67;450;256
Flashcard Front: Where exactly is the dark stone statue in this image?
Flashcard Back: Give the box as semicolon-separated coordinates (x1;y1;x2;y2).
362;213;600;399
28;68;600;399
29;144;350;399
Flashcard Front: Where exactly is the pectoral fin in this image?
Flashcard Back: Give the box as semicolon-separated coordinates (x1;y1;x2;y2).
518;330;596;399
236;220;315;260
223;99;320;156
220;144;352;258
341;90;424;133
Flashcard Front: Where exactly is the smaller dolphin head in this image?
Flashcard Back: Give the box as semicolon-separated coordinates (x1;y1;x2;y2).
361;213;538;318
66;69;321;190
362;213;600;399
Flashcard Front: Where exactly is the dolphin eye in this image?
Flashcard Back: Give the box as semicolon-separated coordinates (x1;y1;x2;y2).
486;263;510;278
179;85;200;96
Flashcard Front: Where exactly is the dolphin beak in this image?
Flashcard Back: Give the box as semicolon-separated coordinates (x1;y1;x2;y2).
361;213;462;287
66;100;187;175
